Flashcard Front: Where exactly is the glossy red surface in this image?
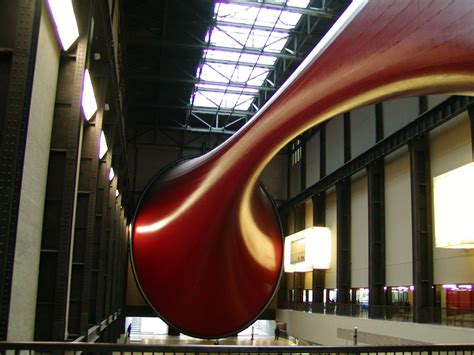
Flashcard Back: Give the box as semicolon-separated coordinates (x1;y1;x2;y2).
132;1;474;338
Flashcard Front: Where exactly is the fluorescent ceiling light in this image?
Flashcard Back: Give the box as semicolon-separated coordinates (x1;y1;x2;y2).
433;162;474;249
109;167;115;181
47;0;79;50
81;69;98;121
99;131;108;159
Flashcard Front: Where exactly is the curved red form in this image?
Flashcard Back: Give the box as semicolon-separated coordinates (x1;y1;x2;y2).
132;0;474;338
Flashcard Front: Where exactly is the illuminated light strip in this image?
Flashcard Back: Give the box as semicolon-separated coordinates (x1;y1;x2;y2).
99;131;108;159
109;167;115;181
47;0;79;50
81;69;98;121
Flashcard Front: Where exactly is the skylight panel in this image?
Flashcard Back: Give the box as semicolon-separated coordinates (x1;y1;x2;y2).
239;52;277;65
194;90;254;110
199;63;231;83
215;3;259;26
287;0;311;8
192;0;311;118
235;96;254;110
194;91;220;108
263;33;288;52
210;26;246;49
278;11;302;28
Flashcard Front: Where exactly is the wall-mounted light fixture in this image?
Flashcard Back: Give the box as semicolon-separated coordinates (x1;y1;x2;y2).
99;131;108;159
433;162;474;249
284;226;331;272
109;167;115;181
81;69;98;121
47;0;79;51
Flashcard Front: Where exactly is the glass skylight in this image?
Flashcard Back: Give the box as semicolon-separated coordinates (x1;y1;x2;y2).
192;0;311;116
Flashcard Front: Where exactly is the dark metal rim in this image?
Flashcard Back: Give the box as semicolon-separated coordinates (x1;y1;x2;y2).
129;156;284;339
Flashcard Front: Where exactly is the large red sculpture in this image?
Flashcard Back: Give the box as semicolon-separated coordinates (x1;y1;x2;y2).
131;0;474;338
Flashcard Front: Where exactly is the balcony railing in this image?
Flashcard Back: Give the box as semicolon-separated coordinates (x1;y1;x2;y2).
0;341;473;355
279;301;474;328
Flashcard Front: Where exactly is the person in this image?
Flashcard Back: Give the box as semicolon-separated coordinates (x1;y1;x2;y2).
126;323;132;343
274;325;280;340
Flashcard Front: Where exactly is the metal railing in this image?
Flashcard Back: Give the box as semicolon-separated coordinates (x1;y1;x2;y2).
0;342;473;355
279;301;474;328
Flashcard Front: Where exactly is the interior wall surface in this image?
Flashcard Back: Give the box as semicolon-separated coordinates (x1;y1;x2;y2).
384;149;413;286
325;114;344;175
289;160;301;198
383;97;419;137
325;191;337;288
277;309;474;345
260;154;288;203
429;111;474;285
427;95;451;110
7;7;59;341
350;105;376;158
350;174;368;288
305;131;320;186
305;199;313;228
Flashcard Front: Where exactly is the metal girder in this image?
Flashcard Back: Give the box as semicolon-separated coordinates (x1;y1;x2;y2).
130;103;254;116
215;20;294;34
127;40;300;60
196;86;260;97
225;0;336;19
158;125;237;136
128;75;277;91
409;135;434;324
204;57;275;69
367;160;386;319
280;95;474;212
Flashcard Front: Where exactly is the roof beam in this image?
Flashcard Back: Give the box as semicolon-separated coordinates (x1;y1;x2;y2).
159;125;237;136
215;20;293;33
127;40;300;60
196;86;261;96
224;0;336;19
130;103;254;116
203;58;275;69
128;75;278;91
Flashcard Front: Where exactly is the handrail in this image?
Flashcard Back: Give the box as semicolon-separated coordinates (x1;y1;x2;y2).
0;341;473;352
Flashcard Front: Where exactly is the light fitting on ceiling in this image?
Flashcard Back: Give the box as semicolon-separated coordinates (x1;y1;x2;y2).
81;69;98;121
47;0;79;51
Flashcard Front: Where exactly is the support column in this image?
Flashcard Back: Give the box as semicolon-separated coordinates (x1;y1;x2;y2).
68;73;106;338
468;105;474;159
409;135;434;323
367;160;386;319
311;193;325;313
34;0;95;340
0;0;41;340
301;136;306;190
375;103;384;142
343;112;351;163
103;175;118;319
94;128;114;324
336;179;351;315
319;123;326;178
